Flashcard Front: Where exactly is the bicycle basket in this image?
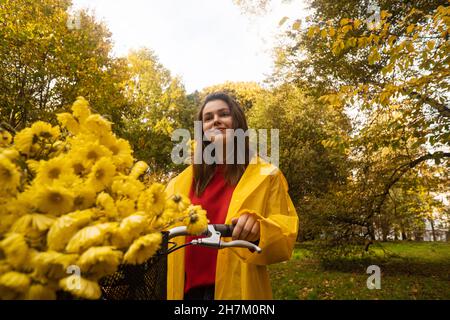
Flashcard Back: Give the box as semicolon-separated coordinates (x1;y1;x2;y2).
99;232;169;300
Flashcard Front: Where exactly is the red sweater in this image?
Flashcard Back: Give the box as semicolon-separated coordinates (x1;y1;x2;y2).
184;165;236;294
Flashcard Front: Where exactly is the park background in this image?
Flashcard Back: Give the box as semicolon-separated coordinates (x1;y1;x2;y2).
0;0;449;299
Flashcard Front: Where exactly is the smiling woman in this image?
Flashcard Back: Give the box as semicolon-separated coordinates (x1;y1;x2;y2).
165;92;299;300
195;92;252;194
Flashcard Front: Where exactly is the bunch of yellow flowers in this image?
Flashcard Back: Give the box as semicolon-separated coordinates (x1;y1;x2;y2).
0;97;208;300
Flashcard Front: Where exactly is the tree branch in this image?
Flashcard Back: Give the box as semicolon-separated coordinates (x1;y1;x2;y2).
408;91;450;118
371;151;450;219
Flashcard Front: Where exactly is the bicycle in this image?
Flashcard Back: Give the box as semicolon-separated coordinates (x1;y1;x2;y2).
98;224;262;300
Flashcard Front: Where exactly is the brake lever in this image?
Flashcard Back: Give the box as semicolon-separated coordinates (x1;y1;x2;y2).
220;240;262;253
191;225;221;247
191;225;262;253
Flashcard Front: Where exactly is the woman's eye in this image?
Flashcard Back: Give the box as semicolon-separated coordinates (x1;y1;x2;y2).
220;112;230;117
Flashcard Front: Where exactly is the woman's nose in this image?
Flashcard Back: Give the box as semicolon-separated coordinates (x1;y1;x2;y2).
213;114;222;124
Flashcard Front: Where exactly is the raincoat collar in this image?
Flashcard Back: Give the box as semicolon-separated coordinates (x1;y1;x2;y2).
173;156;278;219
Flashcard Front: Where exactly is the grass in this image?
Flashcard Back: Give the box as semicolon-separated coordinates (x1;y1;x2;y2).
268;241;450;300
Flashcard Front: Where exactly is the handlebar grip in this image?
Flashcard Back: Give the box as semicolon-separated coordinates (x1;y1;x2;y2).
212;224;235;237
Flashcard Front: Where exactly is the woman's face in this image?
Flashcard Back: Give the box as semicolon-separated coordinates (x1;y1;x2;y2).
202;99;233;142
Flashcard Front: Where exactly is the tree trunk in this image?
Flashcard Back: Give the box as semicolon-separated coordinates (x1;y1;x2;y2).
401;226;407;241
414;230;424;241
429;218;437;242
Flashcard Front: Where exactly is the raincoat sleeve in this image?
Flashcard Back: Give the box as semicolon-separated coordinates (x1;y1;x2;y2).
165;176;176;196
233;171;299;266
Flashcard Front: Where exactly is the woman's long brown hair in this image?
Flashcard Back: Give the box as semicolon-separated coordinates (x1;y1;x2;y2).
193;92;253;196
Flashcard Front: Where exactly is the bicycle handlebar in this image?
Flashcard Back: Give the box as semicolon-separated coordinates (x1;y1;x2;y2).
210;224;235;237
168;224;262;253
168;224;234;239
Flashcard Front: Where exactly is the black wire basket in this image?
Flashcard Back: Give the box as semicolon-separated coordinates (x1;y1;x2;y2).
99;232;169;300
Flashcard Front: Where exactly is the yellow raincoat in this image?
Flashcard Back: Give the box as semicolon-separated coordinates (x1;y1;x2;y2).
165;157;299;300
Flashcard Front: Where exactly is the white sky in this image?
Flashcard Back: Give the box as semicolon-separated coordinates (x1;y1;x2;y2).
71;0;308;93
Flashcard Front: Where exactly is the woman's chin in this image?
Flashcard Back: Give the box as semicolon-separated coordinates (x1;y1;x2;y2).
210;133;226;143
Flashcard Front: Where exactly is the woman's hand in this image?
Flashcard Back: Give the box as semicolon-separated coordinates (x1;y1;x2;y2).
231;213;260;243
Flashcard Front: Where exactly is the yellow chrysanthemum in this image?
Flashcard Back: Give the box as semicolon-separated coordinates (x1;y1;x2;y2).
10;189;36;215
30;121;60;141
57;112;80;134
151;209;177;229
87;157;116;192
109;138;134;170
137;183;166;217
72;140;113;166
0;233;29;269
164;193;191;214
111;213;149;248
11;214;55;249
65;222;118;253
183;205;209;235
1;147;20;161
71;96;91;123
26;284;57;300
123;233;162;265
32;251;79;280
69;154;91;177
34;156;75;186
35;184;74;216
111;174;144;200
0;213;17;235
84;114;112;136
0;261;12;275
0;155;21;195
48;140;67;158
129;161;149;179
98;132;117;146
0;97;207;299
11;214;55;234
115;198;136;218
96;192;118;219
78;246;123;280
0;271;31;299
0;129;12;147
13;128;34;155
47;210;94;251
73;185;97;210
59;275;101;300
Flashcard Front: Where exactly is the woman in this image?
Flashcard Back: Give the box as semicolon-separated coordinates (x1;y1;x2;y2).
165;92;298;300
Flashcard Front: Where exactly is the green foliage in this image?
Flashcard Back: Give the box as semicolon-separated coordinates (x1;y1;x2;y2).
0;0;131;133
247;84;351;204
267;0;450;248
269;241;450;299
201;81;265;111
121;48;196;175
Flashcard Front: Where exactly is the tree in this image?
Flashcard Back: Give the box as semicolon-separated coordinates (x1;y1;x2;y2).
201;81;265;111
121;48;196;174
264;0;449;248
247;84;351;240
0;0;131;133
